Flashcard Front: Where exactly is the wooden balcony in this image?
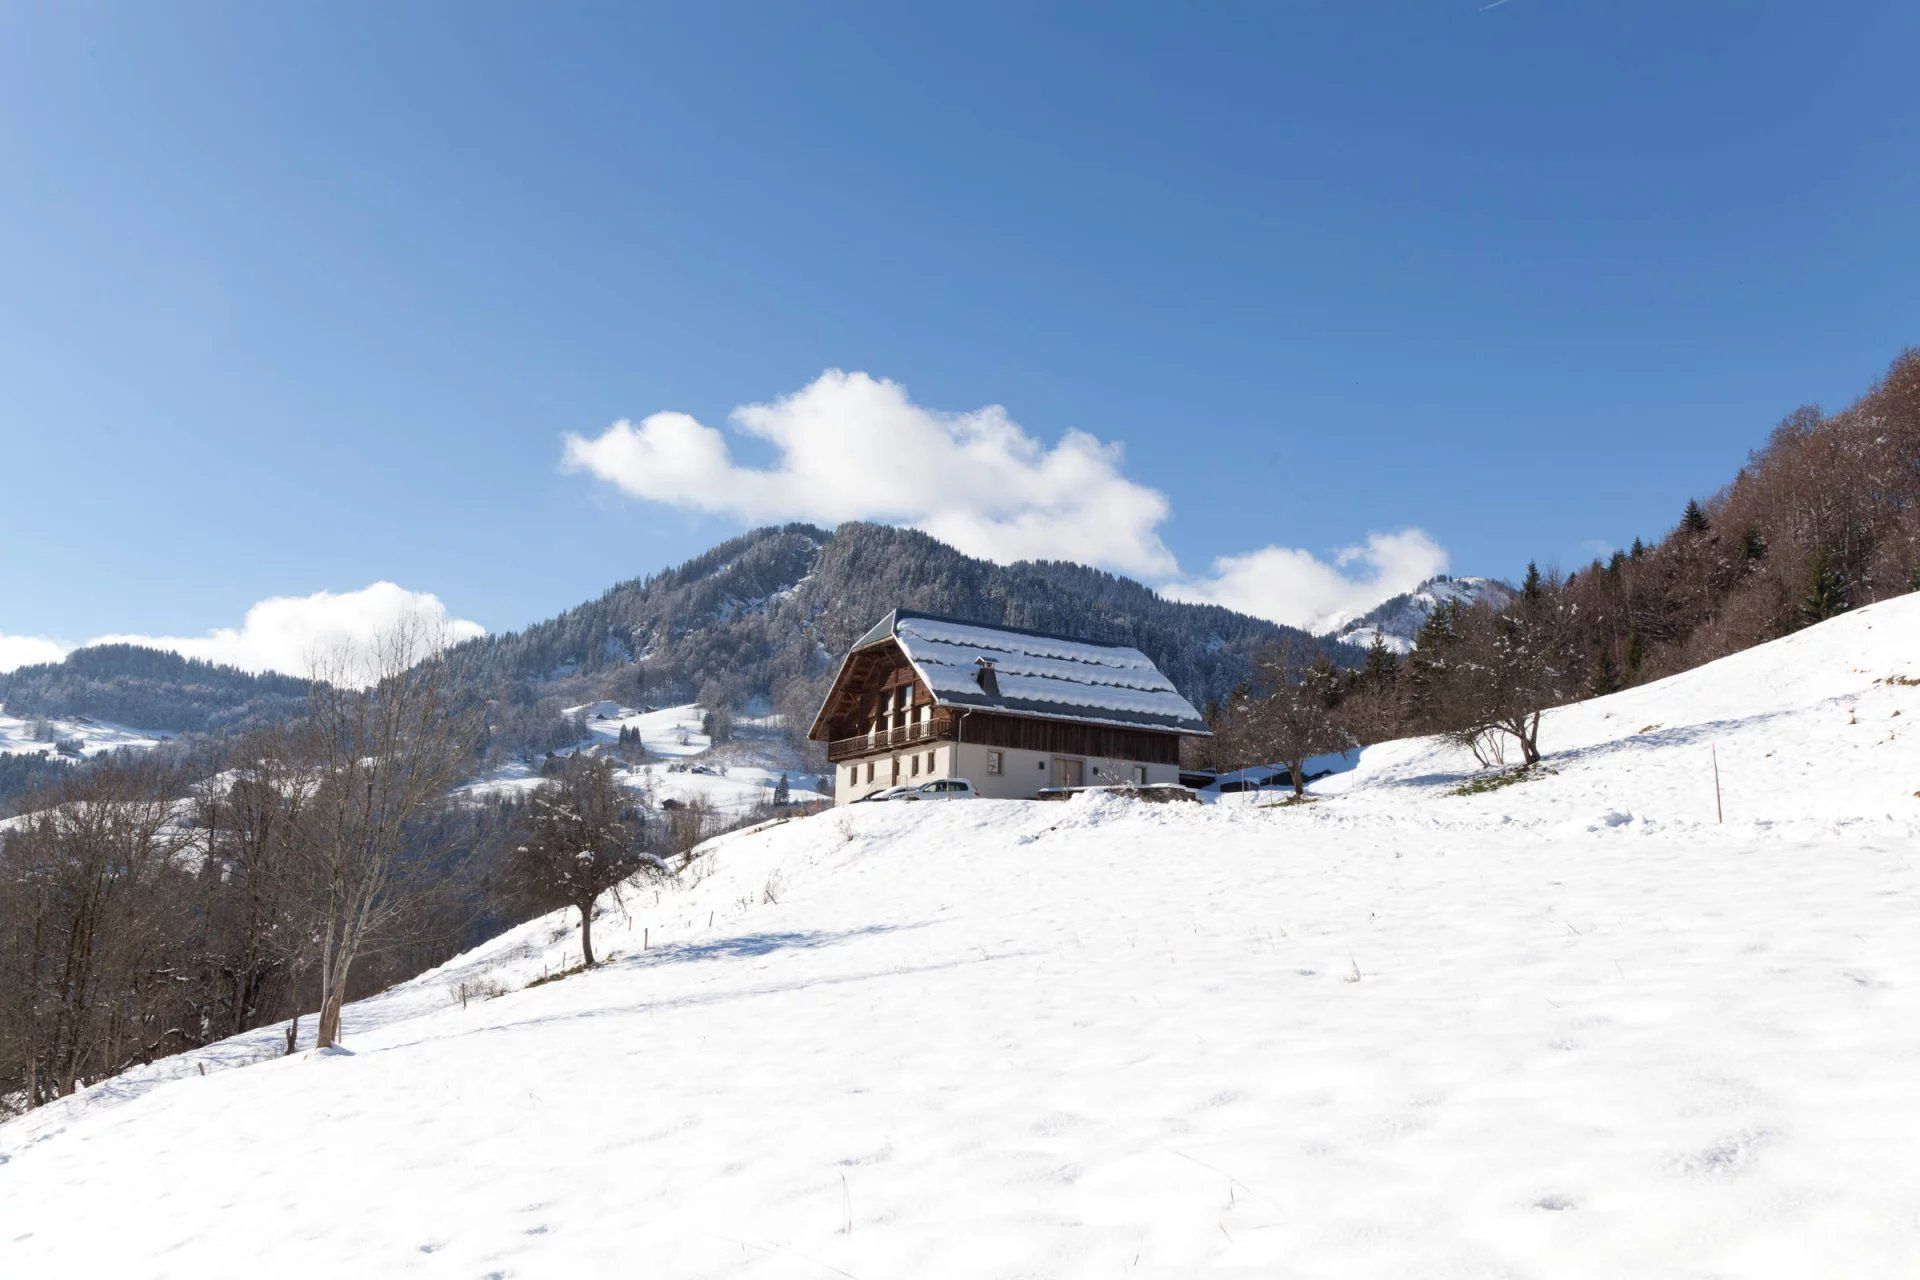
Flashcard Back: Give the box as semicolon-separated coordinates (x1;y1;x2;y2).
826;720;947;762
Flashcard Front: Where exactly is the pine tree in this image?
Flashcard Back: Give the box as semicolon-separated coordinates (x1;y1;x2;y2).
1741;526;1767;564
1680;499;1711;536
1361;634;1400;688
773;773;790;806
1403;601;1461;731
1626;631;1645;671
1590;645;1623;696
1630;537;1647;560
1801;555;1850;625
1522;561;1544;603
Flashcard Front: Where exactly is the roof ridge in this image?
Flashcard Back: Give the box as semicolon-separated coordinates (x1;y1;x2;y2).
886;608;1138;652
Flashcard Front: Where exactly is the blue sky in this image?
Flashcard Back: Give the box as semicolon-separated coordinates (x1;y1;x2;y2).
3;2;1916;670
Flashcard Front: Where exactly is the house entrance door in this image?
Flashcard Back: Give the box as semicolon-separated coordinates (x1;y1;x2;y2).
1050;757;1084;789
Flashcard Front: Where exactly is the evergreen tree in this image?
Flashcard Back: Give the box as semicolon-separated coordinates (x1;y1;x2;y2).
1741;526;1767;564
1522;561;1544;603
1403;601;1462;730
1629;537;1646;560
1626;631;1645;672
1361;634;1400;688
1679;499;1711;536
1590;645;1624;696
773;773;791;806
1801;555;1850;625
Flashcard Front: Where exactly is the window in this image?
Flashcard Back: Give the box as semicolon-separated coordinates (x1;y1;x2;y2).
848;767;857;788
912;754;921;776
1134;766;1147;785
926;750;935;772
986;750;1002;775
866;761;874;783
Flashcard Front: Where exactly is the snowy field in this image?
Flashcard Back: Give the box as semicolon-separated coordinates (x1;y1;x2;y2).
3;598;1917;1278
461;702;827;816
0;705;172;758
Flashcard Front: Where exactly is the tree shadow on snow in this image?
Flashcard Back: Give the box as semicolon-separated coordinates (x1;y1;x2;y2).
611;922;930;971
374;944;1035;1056
1364;707;1797;794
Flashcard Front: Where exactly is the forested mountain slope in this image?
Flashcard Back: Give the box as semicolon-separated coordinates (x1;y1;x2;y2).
0;645;309;737
445;521;1342;724
1332;574;1517;653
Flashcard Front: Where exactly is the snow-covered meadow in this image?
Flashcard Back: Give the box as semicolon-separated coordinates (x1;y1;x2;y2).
0;706;172;759
2;597;1917;1278
461;702;828;816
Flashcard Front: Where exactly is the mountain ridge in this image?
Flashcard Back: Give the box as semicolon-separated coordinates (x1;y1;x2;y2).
1331;574;1517;653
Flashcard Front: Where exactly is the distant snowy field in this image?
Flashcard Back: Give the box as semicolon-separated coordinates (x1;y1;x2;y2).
3;598;1918;1278
0;706;172;758
461;702;828;816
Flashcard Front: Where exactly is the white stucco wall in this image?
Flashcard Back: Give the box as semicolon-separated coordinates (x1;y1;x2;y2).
833;743;954;803
831;740;1178;804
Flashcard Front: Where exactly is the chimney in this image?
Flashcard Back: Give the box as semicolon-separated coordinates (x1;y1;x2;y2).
974;657;1000;698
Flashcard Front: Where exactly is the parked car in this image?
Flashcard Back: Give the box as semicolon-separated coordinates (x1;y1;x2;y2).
897;779;979;801
853;784;917;803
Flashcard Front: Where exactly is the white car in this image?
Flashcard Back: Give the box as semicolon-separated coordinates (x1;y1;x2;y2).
897;779;979;801
854;784;917;803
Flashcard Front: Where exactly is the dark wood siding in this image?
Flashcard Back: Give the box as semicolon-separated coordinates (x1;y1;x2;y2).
955;712;1180;764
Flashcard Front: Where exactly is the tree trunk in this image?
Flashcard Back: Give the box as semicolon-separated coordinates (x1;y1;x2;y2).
316;982;345;1049
580;902;596;968
1518;714;1542;766
1289;760;1306;798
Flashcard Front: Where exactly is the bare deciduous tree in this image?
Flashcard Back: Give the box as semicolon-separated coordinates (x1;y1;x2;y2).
1441;581;1575;769
0;761;193;1108
191;738;319;1039
507;755;661;967
296;620;478;1050
1211;643;1353;799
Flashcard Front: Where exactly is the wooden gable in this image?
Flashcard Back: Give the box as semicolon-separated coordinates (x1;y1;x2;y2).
807;639;935;742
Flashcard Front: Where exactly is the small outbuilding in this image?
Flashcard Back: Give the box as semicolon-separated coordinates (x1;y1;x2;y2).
808;610;1212;803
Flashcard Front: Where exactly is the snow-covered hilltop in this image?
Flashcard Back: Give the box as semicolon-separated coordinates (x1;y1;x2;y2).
3;595;1916;1277
1332;573;1517;652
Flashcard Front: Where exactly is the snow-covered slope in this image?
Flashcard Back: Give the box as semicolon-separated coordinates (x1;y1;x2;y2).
3;598;1917;1278
0;705;173;758
1313;590;1920;827
1332;573;1516;653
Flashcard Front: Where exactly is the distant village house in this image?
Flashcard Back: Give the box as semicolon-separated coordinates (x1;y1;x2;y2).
808;610;1212;803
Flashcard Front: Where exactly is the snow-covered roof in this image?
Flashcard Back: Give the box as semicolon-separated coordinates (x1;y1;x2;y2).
846;610;1210;736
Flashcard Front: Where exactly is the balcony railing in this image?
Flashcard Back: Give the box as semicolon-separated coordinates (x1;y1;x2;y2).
827;720;947;762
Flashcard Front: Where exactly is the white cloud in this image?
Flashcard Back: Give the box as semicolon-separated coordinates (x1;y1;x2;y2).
1164;529;1450;633
2;584;485;685
564;369;1456;634
0;634;71;674
563;369;1178;578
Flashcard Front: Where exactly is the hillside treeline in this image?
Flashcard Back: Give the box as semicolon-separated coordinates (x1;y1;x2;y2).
0;645;311;736
1208;349;1920;775
0;634;776;1116
0;641;526;1113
